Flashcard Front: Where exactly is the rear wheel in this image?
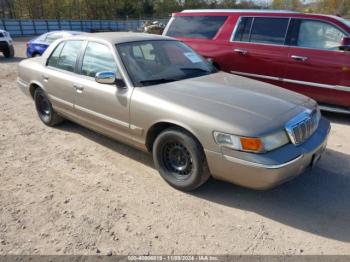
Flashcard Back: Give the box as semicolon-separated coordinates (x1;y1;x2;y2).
34;88;64;126
3;45;14;58
153;128;211;191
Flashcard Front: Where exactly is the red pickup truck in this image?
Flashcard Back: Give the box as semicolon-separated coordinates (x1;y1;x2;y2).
163;10;350;113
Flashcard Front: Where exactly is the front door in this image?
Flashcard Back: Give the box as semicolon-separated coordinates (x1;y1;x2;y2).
73;41;132;140
228;16;290;87
284;18;350;108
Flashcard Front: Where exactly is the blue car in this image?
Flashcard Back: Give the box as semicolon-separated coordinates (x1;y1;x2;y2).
26;31;82;57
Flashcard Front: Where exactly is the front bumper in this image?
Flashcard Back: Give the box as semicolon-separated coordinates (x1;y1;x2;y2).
205;117;330;190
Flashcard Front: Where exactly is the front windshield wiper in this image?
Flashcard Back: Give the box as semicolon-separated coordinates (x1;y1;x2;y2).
140;78;178;86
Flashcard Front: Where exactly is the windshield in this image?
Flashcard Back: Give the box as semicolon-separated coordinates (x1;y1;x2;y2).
116;40;217;86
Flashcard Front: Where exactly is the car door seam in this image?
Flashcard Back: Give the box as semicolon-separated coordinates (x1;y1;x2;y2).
230;71;350;92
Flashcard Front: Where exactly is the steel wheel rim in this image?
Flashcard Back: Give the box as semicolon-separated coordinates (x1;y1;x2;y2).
162;141;193;180
36;93;50;119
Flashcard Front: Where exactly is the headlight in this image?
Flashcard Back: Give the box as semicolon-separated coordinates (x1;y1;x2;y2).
261;130;290;151
213;130;289;153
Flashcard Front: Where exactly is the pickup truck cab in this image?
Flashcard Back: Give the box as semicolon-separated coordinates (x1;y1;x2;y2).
0;29;14;58
163;10;350;113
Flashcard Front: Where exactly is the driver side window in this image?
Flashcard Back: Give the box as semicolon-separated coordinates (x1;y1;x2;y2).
81;42;118;78
296;20;345;50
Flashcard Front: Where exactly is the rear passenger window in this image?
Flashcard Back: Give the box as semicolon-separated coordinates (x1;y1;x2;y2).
48;40;82;72
47;42;65;68
233;17;289;45
233;17;253;42
166;16;227;39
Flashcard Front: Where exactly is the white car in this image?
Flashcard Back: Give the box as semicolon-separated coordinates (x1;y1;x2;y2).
0;29;14;58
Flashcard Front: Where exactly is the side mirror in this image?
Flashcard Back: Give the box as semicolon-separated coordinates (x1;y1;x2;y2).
115;78;126;88
339;36;350;51
95;71;116;84
95;71;126;88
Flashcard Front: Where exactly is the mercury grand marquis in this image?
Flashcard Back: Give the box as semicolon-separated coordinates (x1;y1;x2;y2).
17;32;330;191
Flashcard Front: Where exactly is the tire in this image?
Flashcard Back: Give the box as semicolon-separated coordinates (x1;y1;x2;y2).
34;88;64;126
3;45;14;58
32;53;41;57
153;128;211;191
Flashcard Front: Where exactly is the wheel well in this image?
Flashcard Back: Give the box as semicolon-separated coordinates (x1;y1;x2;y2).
29;83;40;99
145;122;201;152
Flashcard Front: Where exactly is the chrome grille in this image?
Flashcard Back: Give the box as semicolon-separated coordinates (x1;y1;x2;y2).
285;110;319;145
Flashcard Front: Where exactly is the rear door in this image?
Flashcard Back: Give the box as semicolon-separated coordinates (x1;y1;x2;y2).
43;40;84;116
228;16;290;87
284;18;350;108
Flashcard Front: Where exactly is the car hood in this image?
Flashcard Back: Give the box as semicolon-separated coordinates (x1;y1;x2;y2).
139;72;315;136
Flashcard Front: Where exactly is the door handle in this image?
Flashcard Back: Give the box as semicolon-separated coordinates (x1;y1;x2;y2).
42;75;49;81
291;55;308;62
73;84;84;93
234;48;248;55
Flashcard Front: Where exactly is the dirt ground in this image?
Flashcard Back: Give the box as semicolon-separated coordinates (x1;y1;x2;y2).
1;39;350;256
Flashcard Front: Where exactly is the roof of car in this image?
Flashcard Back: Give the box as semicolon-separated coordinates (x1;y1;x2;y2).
48;30;82;35
70;32;173;44
181;9;299;14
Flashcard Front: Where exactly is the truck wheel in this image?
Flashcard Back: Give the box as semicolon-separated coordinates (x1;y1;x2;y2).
3;45;14;58
34;88;64;126
153;128;211;191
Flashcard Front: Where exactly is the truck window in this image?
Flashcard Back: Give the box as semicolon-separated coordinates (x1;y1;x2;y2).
166;16;227;39
233;17;289;45
294;19;346;50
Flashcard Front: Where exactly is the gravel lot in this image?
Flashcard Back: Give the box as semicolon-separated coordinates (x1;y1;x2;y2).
1;39;350;256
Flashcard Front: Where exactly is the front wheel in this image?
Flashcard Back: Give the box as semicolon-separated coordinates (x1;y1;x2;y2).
34;88;64;126
153;128;211;191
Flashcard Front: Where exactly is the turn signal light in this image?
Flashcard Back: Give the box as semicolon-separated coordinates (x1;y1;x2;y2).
240;137;263;152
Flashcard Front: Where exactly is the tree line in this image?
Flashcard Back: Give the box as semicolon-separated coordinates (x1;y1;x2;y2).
272;0;350;17
0;0;349;20
0;0;260;19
